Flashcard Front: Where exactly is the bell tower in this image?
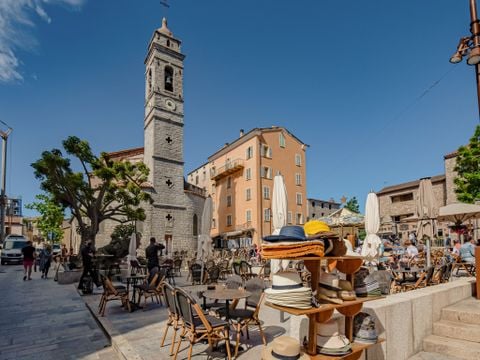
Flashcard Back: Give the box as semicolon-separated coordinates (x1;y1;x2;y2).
144;18;187;245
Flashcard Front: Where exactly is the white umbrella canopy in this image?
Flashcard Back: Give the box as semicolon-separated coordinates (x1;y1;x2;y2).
198;196;213;282
437;203;480;224
416;178;437;240
271;174;288;273
198;196;213;261
272;174;288;235
361;192;381;261
127;231;138;275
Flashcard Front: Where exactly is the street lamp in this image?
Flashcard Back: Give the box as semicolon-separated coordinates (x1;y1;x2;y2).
450;0;480;120
0;121;12;243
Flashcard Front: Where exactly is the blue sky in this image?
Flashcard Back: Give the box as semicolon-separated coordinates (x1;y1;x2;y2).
0;0;478;216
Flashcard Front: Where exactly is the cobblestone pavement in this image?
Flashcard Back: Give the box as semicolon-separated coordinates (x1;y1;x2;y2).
83;273;291;359
0;264;119;360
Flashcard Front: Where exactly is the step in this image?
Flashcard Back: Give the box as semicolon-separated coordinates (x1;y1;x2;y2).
441;297;480;325
433;319;480;343
423;335;480;360
408;351;463;360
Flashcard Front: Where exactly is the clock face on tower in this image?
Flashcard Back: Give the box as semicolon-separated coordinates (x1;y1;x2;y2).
164;98;176;111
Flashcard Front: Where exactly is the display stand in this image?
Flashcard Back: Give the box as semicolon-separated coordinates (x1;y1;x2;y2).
265;256;384;360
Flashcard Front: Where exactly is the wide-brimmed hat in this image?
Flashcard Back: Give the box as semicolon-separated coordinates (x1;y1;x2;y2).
316;319;352;355
262;336;310;360
304;220;338;239
263;226;307;243
265;272;311;295
319;272;342;291
354;312;378;344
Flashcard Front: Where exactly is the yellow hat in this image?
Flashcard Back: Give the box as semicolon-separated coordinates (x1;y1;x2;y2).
304;220;331;236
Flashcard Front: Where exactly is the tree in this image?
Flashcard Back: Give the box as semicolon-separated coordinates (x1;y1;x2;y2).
344;196;360;213
98;223;136;259
26;194;64;243
454;125;480;203
31;136;152;246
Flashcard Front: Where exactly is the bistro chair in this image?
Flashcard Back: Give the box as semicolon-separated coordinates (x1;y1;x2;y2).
232;262;242;277
206;265;220;284
219;259;232;280
190;263;202;285
174;288;232;360
99;276;131;316
228;278;267;357
135;273;160;309
401;272;426;292
173;258;183;276
226;274;243;289
130;259;147;275
239;261;257;281
160;282;181;356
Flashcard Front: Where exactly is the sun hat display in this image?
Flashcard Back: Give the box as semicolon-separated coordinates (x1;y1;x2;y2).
263;226;307;243
262;225;325;259
262;336;310;360
319;272;342;291
304;220;338;239
329;238;347;256
316;319;352;356
354;274;381;297
265;271;312;309
353;312;378;344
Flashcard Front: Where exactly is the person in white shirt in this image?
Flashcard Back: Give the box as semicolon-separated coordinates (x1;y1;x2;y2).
404;240;419;258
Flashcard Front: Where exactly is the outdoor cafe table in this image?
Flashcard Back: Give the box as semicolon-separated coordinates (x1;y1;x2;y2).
202;288;251;320
124;274;147;311
397;267;425;283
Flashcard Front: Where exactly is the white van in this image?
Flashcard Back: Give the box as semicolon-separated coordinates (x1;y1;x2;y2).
1;235;28;265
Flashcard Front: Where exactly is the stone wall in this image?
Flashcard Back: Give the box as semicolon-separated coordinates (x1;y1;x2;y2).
444;155;458;205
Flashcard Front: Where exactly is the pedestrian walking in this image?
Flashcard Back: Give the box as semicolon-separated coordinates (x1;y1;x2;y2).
39;245;53;279
21;241;36;281
78;240;101;292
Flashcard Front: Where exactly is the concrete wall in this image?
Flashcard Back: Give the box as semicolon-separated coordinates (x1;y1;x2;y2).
444;155;458;205
288;278;475;360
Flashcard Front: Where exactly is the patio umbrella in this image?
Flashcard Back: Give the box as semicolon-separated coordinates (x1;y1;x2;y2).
271;174;288;273
198;196;213;282
127;231;137;275
416;178;437;267
437;203;480;224
361;192;381;262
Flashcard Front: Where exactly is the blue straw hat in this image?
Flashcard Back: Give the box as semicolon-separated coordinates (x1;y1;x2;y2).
263;225;306;242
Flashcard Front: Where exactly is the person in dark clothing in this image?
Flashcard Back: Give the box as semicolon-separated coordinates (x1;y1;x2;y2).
21;241;36;281
40;245;53;279
78;241;101;290
145;237;165;272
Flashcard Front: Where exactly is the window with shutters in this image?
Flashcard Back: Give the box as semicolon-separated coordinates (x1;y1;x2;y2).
227;215;232;227
263;186;270;199
246;146;253;160
287;211;293;224
295;173;301;186
245;168;252;180
295;154;302;166
227;195;232;207
260;144;272;158
296;193;303;205
246;188;251;201
264;208;271;222
279;133;286;148
246;210;252;223
296;213;304;225
261;166;272;179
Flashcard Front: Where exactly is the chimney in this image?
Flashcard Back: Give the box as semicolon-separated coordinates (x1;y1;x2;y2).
239;129;244;137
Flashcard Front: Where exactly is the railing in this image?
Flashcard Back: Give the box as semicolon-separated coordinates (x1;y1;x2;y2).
210;159;244;180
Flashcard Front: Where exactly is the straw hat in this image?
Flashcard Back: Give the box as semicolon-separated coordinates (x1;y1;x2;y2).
263;226;306;243
316;319;352;355
265;272;311;295
319;272;342;291
304;220;339;239
262;336;310;360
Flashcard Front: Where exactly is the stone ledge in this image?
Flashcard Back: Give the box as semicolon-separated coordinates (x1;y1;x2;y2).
57;270;82;285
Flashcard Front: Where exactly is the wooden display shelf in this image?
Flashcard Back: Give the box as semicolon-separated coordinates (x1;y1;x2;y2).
265;296;384;317
310;339;384;360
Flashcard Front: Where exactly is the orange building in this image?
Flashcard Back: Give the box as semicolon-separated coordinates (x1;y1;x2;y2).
188;127;308;246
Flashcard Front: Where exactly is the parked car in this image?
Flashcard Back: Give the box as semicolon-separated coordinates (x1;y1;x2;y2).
1;235;28;265
52;244;61;256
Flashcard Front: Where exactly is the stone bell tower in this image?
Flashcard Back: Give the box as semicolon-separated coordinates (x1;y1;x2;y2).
143;18;189;251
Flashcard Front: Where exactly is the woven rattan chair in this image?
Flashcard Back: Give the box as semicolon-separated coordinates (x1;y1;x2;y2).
160;282;181;356
174;288;232;360
99;276;131;316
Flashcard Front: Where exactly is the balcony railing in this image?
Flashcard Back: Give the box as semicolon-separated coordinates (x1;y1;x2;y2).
210;159;244;181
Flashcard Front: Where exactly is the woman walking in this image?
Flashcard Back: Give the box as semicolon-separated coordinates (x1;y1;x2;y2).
40;245;53;279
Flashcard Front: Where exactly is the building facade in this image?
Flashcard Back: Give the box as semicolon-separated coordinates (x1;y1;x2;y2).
307;198;341;220
376;152;460;241
187;127;308;246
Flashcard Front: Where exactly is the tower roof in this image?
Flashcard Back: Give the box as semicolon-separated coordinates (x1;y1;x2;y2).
158;17;173;36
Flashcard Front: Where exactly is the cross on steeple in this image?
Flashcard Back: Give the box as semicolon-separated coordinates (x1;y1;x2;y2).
166;214;173;221
166;136;172;144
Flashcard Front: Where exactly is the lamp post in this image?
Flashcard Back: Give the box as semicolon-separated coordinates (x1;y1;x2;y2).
450;0;480;121
0;122;12;243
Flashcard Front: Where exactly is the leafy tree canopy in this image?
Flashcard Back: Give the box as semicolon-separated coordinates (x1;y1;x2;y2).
26;194;64;243
31;136;152;246
454;125;480;204
344;196;360;213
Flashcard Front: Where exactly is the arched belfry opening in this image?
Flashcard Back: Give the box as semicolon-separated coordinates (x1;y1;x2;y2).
165;66;174;92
